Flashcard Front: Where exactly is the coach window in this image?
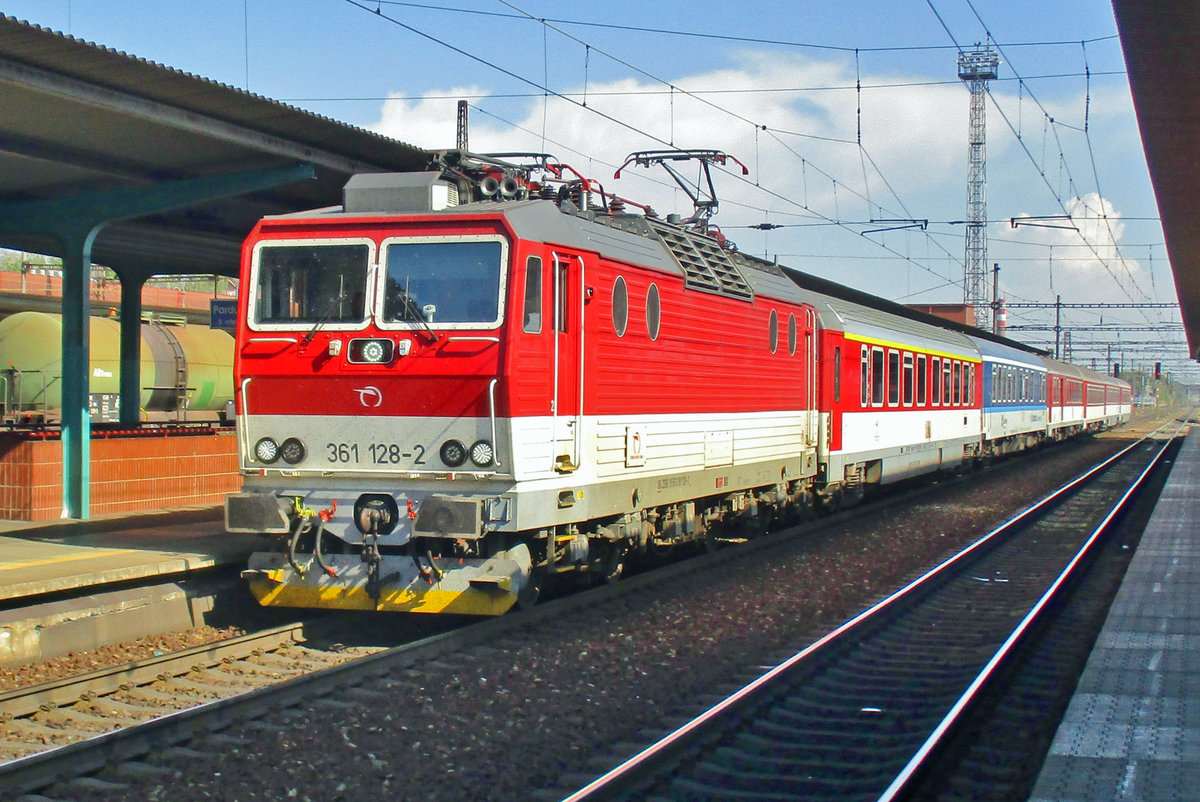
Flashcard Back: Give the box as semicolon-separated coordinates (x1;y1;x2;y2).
872;347;885;406
932;357;942;405
788;313;797;356
903;353;914;406
887;350;900;406
523;256;543;333
916;354;927;406
646;283;661;341
769;309;779;354
943;360;953;406
611;275;628;337
952;361;961;405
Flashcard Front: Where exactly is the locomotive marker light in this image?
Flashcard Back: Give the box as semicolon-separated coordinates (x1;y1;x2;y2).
280;437;307;465
440;439;468;467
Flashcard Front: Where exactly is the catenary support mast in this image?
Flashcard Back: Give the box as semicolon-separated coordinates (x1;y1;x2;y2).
958;45;999;330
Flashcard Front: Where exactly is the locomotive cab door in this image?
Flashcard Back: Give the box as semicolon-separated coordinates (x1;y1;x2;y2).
805;309;819;450
551;251;584;472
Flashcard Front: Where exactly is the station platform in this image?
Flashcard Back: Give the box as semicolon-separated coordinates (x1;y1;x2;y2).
0;506;263;602
0;506;269;665
1031;426;1200;800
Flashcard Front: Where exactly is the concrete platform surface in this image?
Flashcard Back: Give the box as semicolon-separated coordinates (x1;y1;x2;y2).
1030;427;1200;801
0;506;266;602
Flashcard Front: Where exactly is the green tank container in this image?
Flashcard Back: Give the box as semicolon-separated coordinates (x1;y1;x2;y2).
0;311;234;418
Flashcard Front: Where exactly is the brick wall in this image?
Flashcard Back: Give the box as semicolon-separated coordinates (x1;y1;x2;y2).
0;430;239;521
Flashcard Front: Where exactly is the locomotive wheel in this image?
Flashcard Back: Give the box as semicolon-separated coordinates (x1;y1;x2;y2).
516;569;544;610
600;544;627;584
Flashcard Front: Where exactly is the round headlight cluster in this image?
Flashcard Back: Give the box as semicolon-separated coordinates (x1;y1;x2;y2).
439;438;495;468
469;440;494;467
254;437;279;464
360;339;386;363
348;338;395;365
253;436;307;465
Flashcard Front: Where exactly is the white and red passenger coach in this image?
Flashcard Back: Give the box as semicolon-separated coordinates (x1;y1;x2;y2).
225;152;1130;615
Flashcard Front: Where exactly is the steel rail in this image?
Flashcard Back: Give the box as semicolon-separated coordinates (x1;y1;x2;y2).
560;425;1177;802
0;422;1169;798
877;416;1186;800
0;622;308;721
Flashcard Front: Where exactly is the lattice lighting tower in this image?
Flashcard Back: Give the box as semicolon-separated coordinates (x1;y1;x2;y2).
958;45;999;329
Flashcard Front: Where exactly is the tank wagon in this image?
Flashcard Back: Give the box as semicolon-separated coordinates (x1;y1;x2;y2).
225;150;1130;615
0;311;234;424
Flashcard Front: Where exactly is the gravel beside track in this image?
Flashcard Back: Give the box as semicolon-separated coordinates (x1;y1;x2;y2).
27;412;1186;801
0;627;247;693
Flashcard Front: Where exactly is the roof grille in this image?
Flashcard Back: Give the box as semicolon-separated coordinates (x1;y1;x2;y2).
648;220;754;300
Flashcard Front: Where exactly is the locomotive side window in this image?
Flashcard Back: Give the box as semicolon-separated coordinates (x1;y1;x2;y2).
916;354;927;406
384;240;501;325
871;347;885;406
769;309;779;354
523;256;543;334
646;283;661;341
254;243;368;324
612;275;629;337
887;350;900;406
788;313;797;356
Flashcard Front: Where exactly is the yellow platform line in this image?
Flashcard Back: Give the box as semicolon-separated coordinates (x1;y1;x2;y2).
0;547;150;570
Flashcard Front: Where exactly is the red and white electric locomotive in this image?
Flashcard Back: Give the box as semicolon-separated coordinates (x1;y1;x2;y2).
227;152;821;614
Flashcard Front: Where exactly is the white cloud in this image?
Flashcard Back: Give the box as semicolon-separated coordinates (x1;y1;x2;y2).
366;53;1153;311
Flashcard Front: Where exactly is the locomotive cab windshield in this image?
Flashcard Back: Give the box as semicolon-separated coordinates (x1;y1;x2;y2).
250;237;507;332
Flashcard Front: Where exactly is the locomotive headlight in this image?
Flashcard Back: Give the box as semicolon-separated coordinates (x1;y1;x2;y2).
254;437;280;464
280;437;307;465
348;338;395;364
439;439;467;468
469;440;494;467
361;339;386;363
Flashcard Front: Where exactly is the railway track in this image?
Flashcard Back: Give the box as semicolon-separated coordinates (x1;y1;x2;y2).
0;420;1178;800
555;421;1185;801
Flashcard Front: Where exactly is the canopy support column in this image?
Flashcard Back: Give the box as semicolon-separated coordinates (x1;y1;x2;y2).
0;162;315;518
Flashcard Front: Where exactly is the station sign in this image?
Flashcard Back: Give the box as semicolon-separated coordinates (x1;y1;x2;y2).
210;298;237;331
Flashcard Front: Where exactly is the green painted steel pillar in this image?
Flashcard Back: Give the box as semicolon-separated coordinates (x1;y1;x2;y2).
0;162;316;519
60;225;103;518
118;273;147;426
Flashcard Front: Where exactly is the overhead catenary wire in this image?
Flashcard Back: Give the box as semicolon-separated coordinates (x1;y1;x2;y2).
344;0;1171;346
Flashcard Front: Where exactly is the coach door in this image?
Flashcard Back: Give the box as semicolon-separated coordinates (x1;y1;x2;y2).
551;251;584;472
805;310;819;448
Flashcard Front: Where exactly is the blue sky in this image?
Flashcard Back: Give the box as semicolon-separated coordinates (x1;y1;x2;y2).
3;1;1188;376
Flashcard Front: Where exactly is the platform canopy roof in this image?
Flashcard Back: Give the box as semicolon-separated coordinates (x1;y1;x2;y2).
1112;1;1200;360
0;14;431;279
